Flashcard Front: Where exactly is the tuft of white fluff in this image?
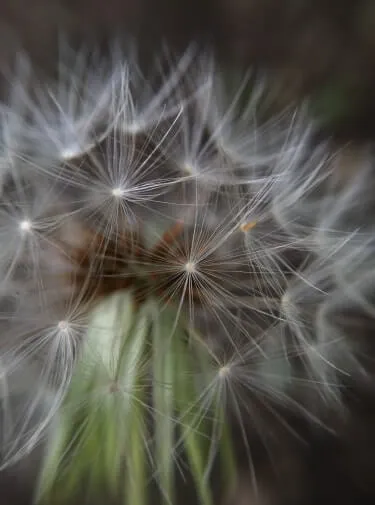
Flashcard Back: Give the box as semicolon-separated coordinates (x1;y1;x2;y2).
0;41;371;476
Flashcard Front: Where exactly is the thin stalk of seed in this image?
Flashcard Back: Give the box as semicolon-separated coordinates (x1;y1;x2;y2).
124;378;148;505
36;414;69;501
190;327;237;494
220;417;237;499
175;333;213;505
152;301;177;504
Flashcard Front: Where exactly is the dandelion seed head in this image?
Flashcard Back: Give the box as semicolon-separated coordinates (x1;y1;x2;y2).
0;42;367;481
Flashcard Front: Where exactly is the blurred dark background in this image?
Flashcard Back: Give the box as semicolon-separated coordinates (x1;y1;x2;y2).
1;0;375;138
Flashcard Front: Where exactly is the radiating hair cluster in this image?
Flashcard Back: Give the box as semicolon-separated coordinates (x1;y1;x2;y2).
0;42;373;504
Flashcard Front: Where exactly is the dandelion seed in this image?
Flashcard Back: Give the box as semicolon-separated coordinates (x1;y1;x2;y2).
57;320;69;333
184;261;196;274
60;145;84;161
270;133;333;239
182;163;197;175
111;187;125;198
19;219;32;232
218;365;231;379
117;44;199;134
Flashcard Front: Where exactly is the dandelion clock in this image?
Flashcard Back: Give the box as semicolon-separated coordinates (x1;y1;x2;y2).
0;41;369;505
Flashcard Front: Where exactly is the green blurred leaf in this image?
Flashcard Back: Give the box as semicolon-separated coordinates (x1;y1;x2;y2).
174;335;213;505
151;302;180;504
124;385;148;505
37;293;236;505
